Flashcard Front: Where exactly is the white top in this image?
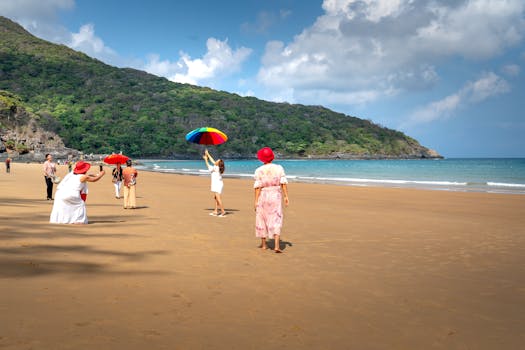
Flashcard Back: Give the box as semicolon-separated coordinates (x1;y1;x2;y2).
49;173;88;224
208;165;223;194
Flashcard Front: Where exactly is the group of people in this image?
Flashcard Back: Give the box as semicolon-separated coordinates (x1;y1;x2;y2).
46;154;139;224
110;161;138;209
202;147;290;253
46;146;290;253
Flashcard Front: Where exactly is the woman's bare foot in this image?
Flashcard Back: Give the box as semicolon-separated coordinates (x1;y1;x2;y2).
258;239;268;250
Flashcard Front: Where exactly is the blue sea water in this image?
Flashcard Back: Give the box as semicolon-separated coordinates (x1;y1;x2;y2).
138;158;525;195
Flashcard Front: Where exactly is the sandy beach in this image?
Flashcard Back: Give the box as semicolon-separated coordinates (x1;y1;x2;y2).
1;162;524;349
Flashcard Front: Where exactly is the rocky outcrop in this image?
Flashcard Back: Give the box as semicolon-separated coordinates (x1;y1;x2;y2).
0;91;79;161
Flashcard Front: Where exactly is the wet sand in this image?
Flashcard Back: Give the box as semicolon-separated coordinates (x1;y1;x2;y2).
1;163;524;349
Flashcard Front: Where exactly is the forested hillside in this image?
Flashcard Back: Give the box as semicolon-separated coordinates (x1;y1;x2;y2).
0;16;440;159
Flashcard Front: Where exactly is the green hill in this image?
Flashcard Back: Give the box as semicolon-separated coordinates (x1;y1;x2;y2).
0;16;440;159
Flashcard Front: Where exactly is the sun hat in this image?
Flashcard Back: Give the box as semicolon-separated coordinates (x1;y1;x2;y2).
257;147;275;163
73;161;91;174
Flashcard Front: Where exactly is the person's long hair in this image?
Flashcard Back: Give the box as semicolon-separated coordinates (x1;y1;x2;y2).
218;159;225;174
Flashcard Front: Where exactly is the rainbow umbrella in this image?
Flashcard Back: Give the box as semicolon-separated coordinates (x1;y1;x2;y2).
185;127;228;145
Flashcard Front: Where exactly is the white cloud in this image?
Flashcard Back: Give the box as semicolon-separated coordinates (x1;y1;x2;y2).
0;0;74;22
415;0;524;59
144;38;252;86
405;72;510;126
257;0;525;107
69;24;116;57
323;0;407;22
1;0;252;81
467;72;510;103
0;0;74;43
241;9;291;34
1;0;121;65
501;64;521;77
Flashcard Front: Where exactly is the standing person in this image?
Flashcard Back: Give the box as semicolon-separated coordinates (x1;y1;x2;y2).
203;149;226;217
122;159;138;209
49;161;105;224
43;153;57;200
5;157;11;173
112;163;123;199
254;147;290;253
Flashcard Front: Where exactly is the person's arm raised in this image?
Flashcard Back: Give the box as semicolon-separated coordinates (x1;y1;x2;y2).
81;170;105;183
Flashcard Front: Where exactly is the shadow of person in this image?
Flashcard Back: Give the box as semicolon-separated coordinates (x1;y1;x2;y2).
266;239;293;252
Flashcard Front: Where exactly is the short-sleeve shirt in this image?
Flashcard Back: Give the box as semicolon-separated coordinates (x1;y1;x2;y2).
254;163;288;189
43;160;56;177
122;166;138;186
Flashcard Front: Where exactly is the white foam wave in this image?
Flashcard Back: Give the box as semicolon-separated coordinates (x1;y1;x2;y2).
303;177;467;186
487;182;525;188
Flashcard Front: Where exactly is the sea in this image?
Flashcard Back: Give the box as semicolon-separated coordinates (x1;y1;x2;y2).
137;158;525;195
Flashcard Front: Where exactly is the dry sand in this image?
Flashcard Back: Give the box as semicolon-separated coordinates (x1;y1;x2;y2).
1;163;524;350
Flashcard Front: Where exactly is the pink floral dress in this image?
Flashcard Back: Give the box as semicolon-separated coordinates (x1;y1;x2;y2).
254;163;288;238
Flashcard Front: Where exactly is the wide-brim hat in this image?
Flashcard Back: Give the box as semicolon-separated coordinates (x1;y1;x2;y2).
73;161;91;174
257;147;274;163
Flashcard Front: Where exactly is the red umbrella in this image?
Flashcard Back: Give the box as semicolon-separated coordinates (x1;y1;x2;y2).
103;154;129;165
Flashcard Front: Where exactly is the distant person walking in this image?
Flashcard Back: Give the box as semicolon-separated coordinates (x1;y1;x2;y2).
203;149;226;217
49;161;105;224
122;159;138;209
5;157;11;173
112;163;123;199
43;153;57;200
254;147;289;253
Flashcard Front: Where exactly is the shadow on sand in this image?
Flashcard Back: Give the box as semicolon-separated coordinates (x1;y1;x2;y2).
0;200;170;278
263;239;293;252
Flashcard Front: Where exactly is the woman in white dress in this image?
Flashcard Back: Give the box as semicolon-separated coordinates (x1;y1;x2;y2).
50;161;105;224
203;150;226;217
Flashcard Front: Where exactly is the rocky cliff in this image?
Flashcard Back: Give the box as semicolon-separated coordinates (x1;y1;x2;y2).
0;91;79;161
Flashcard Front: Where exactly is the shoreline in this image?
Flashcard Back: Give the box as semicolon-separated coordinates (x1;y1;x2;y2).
3;157;525;194
135;159;525;195
138;167;525;195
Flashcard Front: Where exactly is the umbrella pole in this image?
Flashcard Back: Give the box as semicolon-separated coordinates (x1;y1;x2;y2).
198;145;207;159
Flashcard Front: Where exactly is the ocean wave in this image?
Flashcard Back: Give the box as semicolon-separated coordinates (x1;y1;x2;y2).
487;182;525;188
301;177;468;186
137;162;525;194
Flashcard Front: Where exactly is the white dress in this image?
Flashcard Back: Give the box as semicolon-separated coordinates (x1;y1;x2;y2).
208;165;223;194
49;173;88;224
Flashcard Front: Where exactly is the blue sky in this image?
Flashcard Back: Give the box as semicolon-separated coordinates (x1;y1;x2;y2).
1;0;524;157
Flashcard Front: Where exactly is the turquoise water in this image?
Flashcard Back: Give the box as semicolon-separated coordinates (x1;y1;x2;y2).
138;158;525;194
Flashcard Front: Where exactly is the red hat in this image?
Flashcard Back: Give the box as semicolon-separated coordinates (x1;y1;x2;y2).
257;147;274;163
73;161;91;174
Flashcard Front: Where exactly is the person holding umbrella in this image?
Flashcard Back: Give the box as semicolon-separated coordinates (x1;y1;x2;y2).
186;127;229;216
112;163;124;199
203;149;226;217
254;147;290;253
104;154;129;200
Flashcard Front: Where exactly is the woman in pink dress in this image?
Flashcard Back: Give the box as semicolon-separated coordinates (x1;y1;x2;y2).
254;147;290;253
